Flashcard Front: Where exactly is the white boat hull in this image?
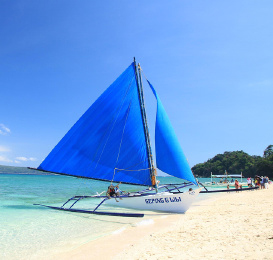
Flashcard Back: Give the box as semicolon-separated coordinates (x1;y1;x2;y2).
104;187;202;213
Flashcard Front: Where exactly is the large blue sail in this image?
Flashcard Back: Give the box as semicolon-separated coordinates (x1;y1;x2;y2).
147;81;198;185
38;63;151;186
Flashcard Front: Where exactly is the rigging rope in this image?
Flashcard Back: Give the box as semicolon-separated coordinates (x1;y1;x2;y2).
111;99;133;183
91;76;135;171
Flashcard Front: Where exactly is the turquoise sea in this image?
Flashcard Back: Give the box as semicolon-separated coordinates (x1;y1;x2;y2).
0;174;247;259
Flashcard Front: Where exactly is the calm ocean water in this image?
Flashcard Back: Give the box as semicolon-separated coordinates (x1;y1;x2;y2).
0;174;244;259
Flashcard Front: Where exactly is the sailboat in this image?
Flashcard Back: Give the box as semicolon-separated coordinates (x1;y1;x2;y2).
202;171;248;187
32;58;202;217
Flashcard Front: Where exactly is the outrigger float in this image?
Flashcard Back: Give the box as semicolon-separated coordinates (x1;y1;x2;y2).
198;183;258;193
31;59;202;217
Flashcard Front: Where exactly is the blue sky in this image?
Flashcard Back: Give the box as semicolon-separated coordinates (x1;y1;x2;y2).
1;1;272;170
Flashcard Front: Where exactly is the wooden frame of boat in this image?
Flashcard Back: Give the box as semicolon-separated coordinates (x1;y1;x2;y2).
202;172;248;187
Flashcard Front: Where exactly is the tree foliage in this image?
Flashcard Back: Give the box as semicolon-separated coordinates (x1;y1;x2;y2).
0;165;41;174
263;145;273;158
256;154;273;177
192;146;273;179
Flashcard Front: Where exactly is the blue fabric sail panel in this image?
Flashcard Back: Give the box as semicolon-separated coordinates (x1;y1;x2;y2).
148;81;198;185
38;63;151;186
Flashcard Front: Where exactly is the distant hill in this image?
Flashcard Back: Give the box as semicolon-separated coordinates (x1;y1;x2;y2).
192;149;273;179
0;165;44;175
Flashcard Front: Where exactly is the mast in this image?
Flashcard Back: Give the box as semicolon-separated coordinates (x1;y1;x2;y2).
133;58;157;189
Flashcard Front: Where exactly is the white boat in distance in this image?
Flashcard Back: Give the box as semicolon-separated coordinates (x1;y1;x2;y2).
32;58;202;217
202;172;248;187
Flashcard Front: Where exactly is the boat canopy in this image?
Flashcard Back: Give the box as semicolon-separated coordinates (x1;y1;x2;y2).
212;175;242;178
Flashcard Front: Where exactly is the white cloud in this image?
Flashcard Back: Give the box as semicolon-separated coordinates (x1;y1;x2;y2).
0;155;13;163
0;145;10;152
16;157;28;161
15;157;37;162
0;154;37;164
0;124;11;135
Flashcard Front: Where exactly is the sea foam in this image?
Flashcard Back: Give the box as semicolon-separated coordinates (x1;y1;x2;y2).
112;226;127;235
132;218;154;227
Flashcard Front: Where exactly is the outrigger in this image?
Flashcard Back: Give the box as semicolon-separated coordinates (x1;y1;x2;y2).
33;182;197;218
31;59;202;217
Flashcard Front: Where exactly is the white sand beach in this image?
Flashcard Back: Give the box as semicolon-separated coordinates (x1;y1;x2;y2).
56;186;273;260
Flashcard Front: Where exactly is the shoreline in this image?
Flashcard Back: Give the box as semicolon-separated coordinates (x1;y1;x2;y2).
54;186;273;260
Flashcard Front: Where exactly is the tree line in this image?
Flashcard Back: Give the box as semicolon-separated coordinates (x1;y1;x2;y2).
0;165;42;174
192;145;273;179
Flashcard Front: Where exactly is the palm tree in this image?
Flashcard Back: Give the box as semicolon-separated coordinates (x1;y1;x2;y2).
263;145;273;158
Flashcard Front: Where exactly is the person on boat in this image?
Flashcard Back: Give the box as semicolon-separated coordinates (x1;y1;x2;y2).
106;184;119;202
114;183;123;199
188;187;194;194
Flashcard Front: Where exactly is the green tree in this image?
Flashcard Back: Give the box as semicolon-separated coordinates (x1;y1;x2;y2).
256;154;273;178
192;151;261;177
263;145;273;158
